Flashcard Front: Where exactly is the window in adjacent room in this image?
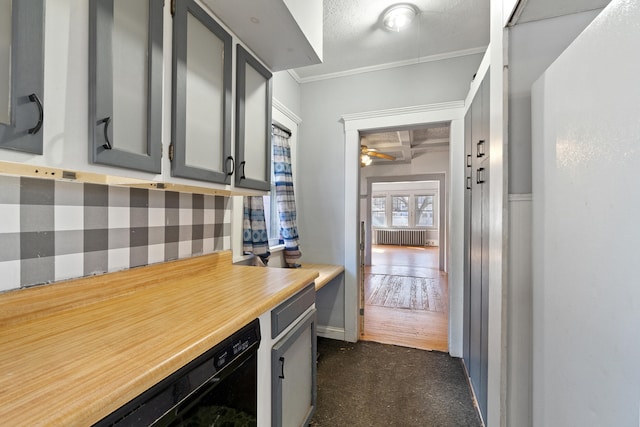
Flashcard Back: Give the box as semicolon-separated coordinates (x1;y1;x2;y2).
415;195;434;227
371;196;386;227
391;195;409;227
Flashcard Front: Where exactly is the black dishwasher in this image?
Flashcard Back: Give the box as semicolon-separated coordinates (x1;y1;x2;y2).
95;319;260;427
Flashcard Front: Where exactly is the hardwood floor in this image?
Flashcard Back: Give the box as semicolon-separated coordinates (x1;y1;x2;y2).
361;245;448;352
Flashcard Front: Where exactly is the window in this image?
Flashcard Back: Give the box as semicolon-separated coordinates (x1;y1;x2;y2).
372;196;386;227
415;195;434;227
391;196;409;227
371;192;437;229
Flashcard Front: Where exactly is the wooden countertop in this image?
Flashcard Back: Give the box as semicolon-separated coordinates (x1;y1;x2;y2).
0;251;318;426
301;263;345;290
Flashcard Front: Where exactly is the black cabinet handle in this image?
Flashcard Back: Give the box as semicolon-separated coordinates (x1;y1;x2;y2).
279;356;285;379
98;117;112;149
27;93;43;135
476;140;485;158
466;154;472;168
225;156;235;176
239;161;246;180
476;167;486;184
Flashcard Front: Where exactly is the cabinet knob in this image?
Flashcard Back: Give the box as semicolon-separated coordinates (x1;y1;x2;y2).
476;140;485;158
225;156;235;176
279;356;285;379
98;117;112;150
476;167;486;184
27;93;44;135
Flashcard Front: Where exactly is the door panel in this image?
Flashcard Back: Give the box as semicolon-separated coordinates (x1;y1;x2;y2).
463;108;472;368
463;73;490;422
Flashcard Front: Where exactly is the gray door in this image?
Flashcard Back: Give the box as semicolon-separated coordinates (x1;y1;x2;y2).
0;0;44;154
464;73;490;421
89;0;163;173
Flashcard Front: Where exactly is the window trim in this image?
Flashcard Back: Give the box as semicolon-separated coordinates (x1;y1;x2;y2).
415;194;435;228
372;191;438;229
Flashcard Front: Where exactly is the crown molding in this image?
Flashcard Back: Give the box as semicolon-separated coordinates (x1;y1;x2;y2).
286;69;303;84
295;46;488;84
341;100;465;123
272;97;302;124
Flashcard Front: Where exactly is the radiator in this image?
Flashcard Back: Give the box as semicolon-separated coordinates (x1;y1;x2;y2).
374;228;427;246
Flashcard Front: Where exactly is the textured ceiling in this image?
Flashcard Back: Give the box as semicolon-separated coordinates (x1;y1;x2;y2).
293;0;490;80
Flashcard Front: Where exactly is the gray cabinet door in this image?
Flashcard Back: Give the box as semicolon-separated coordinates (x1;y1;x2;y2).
0;0;45;154
272;309;317;427
464;73;490;421
235;45;272;191
463;107;472;369
171;0;233;184
89;0;163;173
469;81;483;408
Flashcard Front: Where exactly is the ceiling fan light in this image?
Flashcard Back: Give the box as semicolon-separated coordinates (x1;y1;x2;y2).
382;4;417;32
361;154;372;166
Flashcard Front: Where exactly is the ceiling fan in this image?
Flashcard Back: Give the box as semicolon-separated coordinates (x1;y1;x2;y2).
361;145;396;167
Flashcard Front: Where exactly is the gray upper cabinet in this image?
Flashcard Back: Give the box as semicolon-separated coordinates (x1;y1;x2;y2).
89;0;163;173
0;0;45;154
235;45;272;192
171;0;233;184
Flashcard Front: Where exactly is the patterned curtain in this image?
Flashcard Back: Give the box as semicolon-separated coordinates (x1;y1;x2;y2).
242;196;270;264
273;126;302;267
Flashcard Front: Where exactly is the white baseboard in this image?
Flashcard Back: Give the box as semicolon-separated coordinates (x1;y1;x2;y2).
317;325;345;341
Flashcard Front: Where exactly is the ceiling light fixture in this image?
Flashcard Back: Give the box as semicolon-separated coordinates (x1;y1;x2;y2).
382;4;417;32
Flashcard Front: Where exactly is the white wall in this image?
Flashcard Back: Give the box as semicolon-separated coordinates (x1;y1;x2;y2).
508;9;602;194
298;54;482;265
505;9;603;427
531;0;640;425
273;71;302;118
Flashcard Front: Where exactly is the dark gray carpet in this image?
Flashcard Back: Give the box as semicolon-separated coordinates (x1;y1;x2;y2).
311;338;482;427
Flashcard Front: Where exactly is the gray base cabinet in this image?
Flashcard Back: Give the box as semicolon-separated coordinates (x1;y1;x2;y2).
272;309;317;427
270;282;317;427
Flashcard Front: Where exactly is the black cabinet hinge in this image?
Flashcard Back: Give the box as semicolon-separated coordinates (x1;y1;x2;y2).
169;143;174;161
171;0;176;16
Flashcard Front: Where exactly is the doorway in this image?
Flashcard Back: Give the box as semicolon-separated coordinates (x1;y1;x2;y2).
360;174;448;351
341;101;465;352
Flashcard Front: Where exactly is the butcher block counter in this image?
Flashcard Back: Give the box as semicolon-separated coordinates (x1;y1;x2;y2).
0;251;318;426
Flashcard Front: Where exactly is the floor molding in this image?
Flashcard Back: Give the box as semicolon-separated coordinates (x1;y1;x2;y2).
317;326;345;341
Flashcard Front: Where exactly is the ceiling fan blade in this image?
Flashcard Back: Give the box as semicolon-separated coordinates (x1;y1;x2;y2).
369;151;396;160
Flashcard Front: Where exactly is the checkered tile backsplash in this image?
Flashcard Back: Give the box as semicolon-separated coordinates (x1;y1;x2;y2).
0;175;231;291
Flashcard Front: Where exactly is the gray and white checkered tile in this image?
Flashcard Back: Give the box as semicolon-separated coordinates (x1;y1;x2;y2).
0;175;231;291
